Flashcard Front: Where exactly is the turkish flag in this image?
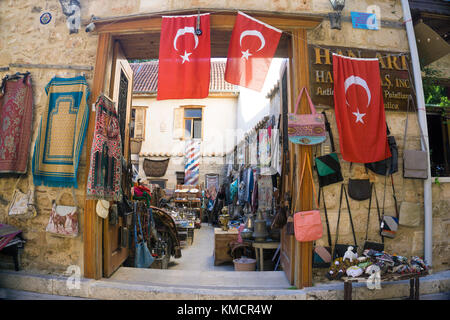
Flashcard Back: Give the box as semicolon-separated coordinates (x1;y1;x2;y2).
157;14;211;100
333;54;390;163
225;11;282;91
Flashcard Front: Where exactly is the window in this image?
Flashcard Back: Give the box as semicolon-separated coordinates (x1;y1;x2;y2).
183;107;203;139
130;107;146;141
427;111;450;177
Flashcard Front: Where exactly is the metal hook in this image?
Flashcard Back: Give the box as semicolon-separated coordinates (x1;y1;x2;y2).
196;10;202;36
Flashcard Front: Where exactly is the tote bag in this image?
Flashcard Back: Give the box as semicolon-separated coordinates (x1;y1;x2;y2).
293;154;323;242
288;87;326;145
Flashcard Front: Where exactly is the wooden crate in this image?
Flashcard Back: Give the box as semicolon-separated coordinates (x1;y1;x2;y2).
213;228;239;266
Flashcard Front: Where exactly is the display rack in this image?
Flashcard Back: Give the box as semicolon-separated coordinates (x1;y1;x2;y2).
173;184;203;228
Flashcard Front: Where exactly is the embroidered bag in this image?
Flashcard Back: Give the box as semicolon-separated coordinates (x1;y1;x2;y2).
288;87;326;145
8;175;37;219
46;189;79;237
293;154;323;242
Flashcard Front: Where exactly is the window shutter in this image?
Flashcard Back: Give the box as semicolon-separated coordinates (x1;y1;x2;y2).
134;108;145;140
173;107;184;139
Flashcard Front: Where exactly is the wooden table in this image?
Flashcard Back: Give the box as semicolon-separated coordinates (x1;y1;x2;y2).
251;241;280;271
213;228;238;266
342;273;426;300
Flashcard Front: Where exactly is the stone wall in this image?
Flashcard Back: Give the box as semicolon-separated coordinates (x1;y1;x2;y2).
0;0;99;275
0;0;447;276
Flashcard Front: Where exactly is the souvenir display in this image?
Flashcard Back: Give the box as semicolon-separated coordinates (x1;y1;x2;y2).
0;73;34;174
86;94;122;201
32;75;90;188
288;87;326;145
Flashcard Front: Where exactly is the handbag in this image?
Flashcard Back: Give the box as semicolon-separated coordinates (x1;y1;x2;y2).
365;124;399;176
46;188;79;237
313;187;332;268
8;175;37;219
332;184;358;259
288;87;326;145
286;154;297;236
314;111;343;188
348;178;371;201
293;154;323;242
403;96;428;179
380;175;399;238
134;202;154;268
362;183;385;252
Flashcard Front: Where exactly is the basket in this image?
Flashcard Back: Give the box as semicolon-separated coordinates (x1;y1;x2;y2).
143;158;170;177
233;257;256;271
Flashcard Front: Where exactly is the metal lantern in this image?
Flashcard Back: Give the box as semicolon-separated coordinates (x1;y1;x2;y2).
329;0;346;30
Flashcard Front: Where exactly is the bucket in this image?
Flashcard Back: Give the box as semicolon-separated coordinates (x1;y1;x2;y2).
233;257;256;271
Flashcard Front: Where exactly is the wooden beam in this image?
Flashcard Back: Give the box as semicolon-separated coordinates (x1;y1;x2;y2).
83;33;111;280
291;29;313;289
95;13;322;34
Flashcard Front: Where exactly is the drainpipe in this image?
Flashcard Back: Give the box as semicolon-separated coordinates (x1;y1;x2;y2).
400;0;433;266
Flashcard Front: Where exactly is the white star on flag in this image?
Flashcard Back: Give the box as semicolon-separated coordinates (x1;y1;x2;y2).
352;108;366;124
241;49;252;60
180;50;192;64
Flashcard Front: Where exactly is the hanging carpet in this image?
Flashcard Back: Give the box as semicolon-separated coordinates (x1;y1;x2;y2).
32;75;90;188
143;158;170;177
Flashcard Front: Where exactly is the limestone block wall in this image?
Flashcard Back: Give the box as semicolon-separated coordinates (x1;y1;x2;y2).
0;0;98;275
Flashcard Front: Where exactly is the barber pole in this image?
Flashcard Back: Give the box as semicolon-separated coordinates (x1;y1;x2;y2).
184;140;200;185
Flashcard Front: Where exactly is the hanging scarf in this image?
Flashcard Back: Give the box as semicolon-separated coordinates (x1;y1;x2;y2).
0;74;34;174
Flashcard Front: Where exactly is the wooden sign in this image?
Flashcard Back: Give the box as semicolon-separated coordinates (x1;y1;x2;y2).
309;45;412;111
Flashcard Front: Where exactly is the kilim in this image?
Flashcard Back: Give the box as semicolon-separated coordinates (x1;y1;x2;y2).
86;95;122;201
184;140;200;186
0;74;34;174
32;75;90;188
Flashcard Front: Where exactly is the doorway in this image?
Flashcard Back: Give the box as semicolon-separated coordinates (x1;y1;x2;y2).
84;10;322;289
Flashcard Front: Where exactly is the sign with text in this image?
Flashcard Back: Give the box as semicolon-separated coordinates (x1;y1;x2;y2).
309;46;412;111
351;12;379;30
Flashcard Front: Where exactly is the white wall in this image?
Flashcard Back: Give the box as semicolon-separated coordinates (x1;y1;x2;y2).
236;58;286;141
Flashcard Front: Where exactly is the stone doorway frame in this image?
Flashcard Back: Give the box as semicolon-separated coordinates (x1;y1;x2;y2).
84;9;323;289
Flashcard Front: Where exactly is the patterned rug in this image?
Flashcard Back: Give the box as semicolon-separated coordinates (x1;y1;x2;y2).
32;75;90;188
0;74;34;174
86;94;122;201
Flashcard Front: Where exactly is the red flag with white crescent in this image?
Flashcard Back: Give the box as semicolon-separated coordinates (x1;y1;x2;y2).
225;11;282;92
333;54;390;163
157;14;211;100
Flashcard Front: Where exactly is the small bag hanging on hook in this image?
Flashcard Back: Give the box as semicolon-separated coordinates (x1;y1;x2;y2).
46;188;79;237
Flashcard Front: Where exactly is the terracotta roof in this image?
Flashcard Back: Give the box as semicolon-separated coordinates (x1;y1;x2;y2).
130;60;238;94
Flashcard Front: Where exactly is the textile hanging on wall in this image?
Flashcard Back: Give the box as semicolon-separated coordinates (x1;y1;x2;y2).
258;128;271;173
184;140;200;185
257;174;273;212
0;74;33;174
32;75;90;188
206;174;219;201
249;132;258;166
86;95;123;201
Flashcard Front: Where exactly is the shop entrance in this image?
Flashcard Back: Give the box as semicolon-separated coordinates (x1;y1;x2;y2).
84;10;323;289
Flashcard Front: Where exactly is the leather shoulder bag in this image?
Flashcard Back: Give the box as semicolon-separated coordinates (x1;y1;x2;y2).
348;164;371;201
365;124;399;176
134;202;154;268
362;183;385;252
293;154;323;242
403;96;428;179
314;111;343;188
332;184;358;260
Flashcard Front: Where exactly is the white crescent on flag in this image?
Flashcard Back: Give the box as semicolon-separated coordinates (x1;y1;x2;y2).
239;30;266;52
173;27;199;51
344;75;372;107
